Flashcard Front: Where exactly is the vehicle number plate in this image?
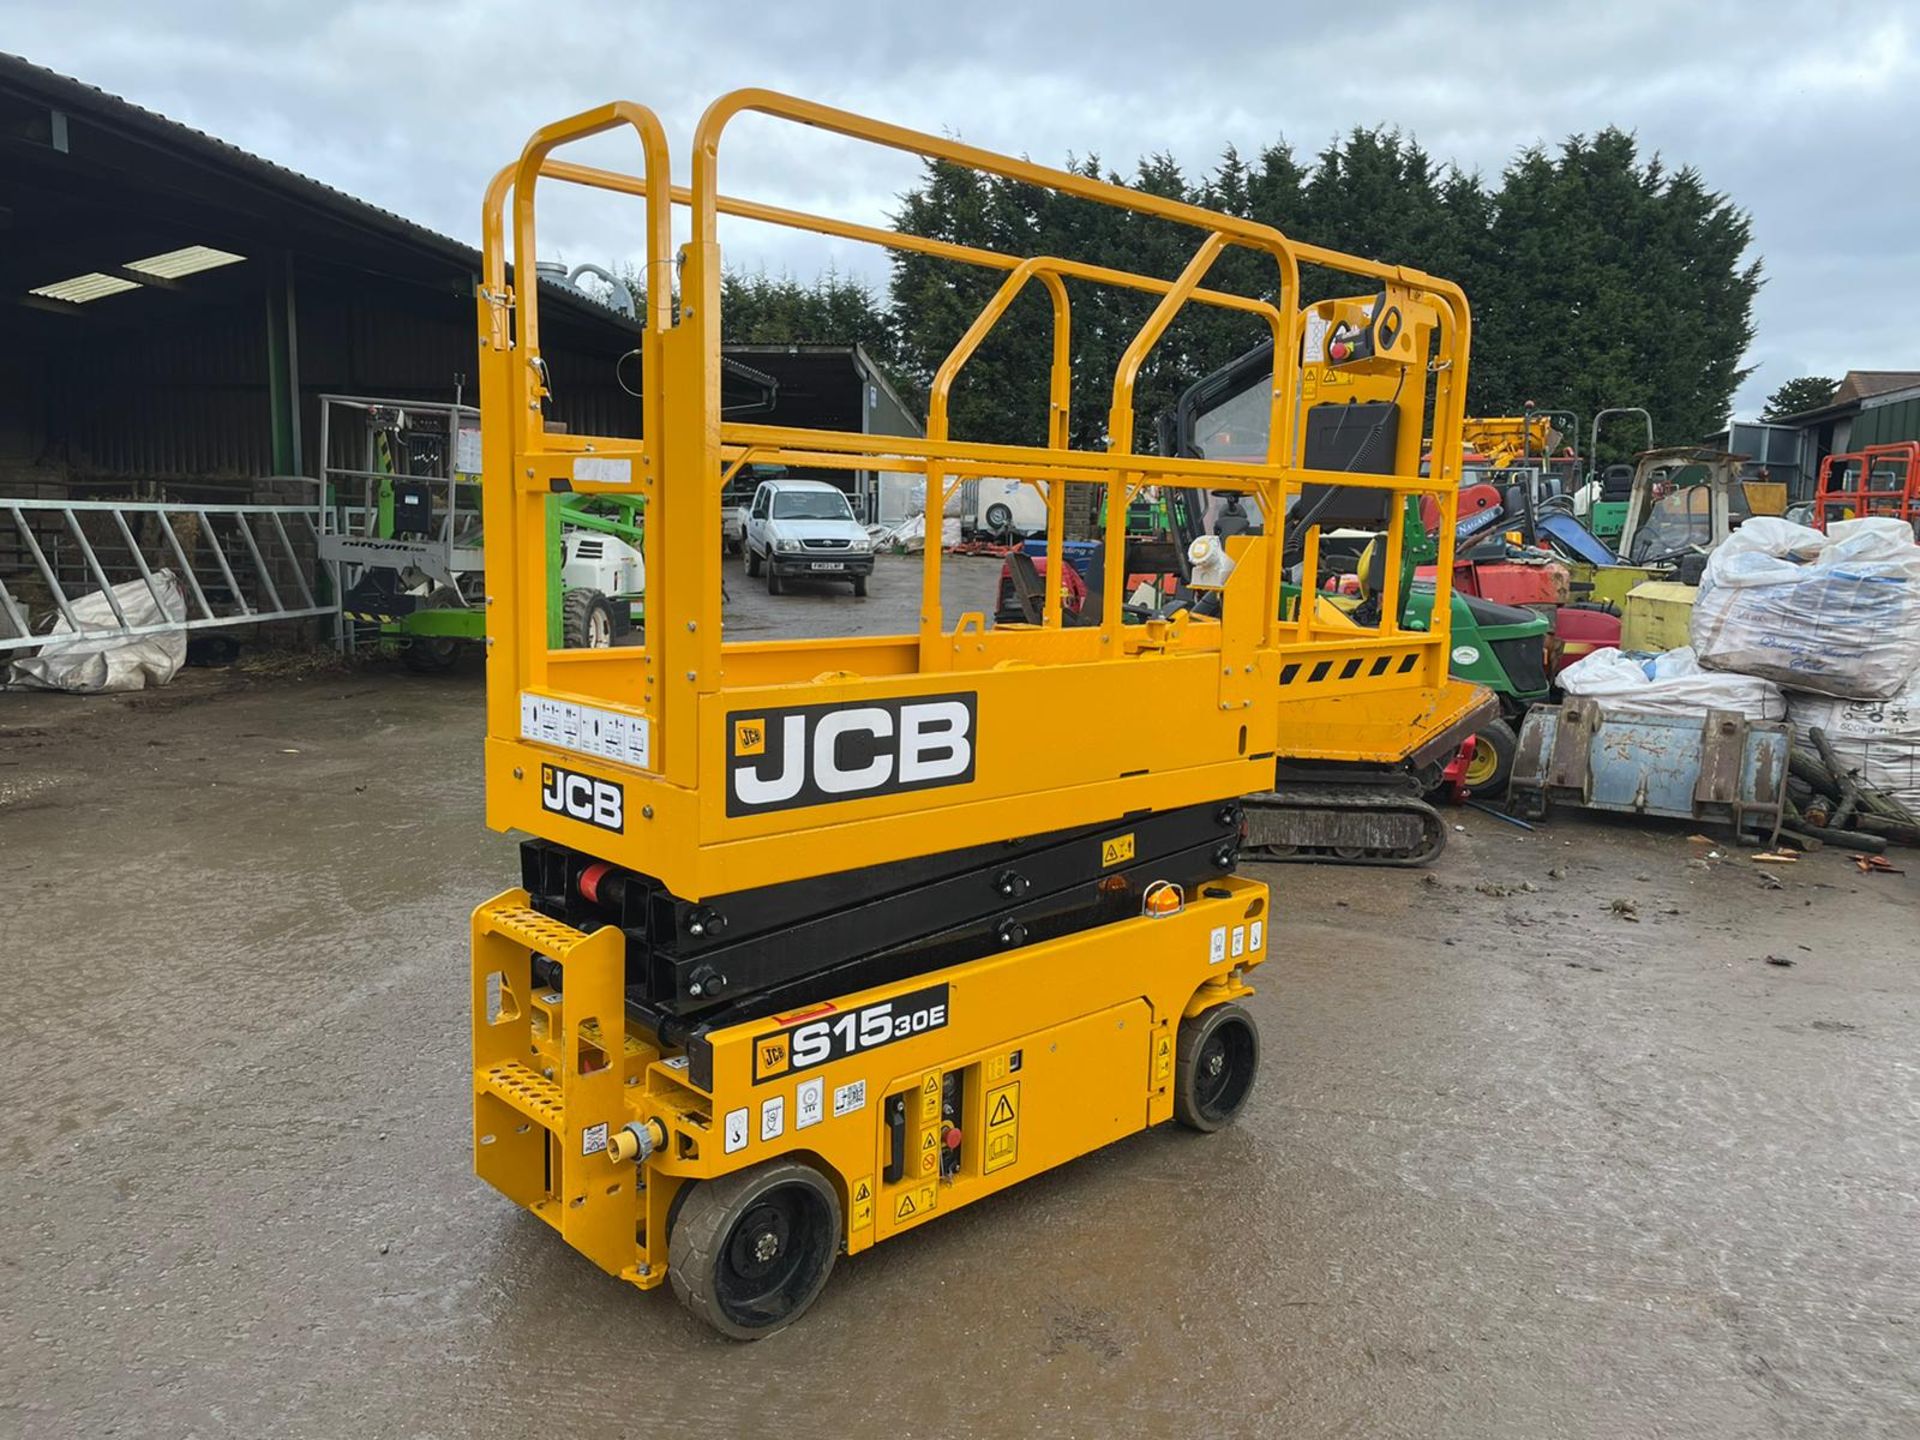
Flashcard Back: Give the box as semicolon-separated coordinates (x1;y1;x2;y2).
809;562;845;571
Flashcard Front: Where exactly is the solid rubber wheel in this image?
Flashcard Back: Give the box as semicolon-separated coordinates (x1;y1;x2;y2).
851;574;868;598
561;588;615;649
1465;717;1519;794
669;1161;841;1340
1173;1002;1259;1132
746;546;763;578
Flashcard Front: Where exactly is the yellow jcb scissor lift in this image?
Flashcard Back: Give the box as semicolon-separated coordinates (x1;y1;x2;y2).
469;89;1470;1337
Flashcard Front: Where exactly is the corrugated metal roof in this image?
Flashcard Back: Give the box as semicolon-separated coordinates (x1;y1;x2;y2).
0;50;628;325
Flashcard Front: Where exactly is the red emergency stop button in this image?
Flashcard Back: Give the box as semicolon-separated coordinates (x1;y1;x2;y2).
943;1126;963;1150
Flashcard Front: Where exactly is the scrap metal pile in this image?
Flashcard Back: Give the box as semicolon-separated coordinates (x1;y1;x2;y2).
1511;516;1920;848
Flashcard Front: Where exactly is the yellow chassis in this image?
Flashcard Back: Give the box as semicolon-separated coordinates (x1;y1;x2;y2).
472;876;1268;1296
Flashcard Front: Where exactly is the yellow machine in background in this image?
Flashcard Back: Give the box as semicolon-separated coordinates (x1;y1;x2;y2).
1165;311;1498;861
1459;414;1563;470
467;88;1471;1336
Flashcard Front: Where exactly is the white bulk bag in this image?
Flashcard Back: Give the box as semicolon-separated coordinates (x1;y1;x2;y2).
1558;645;1786;723
1692;518;1920;699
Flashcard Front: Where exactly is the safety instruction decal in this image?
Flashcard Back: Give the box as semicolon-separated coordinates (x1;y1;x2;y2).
894;1182;937;1223
796;1076;825;1129
760;1095;785;1143
723;1107;749;1155
984;1080;1020;1174
1101;832;1136;867
851;1176;874;1230
521;693;651;770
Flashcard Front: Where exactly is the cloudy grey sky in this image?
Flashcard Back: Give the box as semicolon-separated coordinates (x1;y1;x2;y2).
15;1;1919;416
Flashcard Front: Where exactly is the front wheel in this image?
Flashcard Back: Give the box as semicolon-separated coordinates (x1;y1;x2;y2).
669;1161;841;1340
1173;1002;1260;1132
561;588;615;649
746;546;763;578
767;564;784;596
851;574;868;598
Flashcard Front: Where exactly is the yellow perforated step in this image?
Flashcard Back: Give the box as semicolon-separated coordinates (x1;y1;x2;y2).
484;903;589;959
482;1060;565;1130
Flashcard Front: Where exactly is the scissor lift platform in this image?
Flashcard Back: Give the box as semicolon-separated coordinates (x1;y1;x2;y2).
467;87;1471;1335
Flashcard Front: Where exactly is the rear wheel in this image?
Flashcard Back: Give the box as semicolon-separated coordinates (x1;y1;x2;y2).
402;585;465;673
561;588;615;649
1464;717;1518;795
669;1161;841;1340
1173;1002;1259;1132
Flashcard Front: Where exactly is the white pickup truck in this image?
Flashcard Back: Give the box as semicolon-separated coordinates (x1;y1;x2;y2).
743;478;875;596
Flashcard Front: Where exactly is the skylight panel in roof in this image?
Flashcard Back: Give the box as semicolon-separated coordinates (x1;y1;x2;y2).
29;273;142;304
125;245;247;279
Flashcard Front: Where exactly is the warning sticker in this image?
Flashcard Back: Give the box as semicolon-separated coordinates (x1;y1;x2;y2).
1101;832;1135;868
851;1176;874;1230
723;1107;749;1155
833;1079;867;1118
1209;926;1228;965
760;1095;785;1143
1232;925;1246;959
920;1071;942;1125
919;1127;939;1176
984;1080;1020;1174
1154;1033;1173;1083
796;1076;825;1129
894;1182;937;1222
1250;920;1264;953
581;1121;609;1156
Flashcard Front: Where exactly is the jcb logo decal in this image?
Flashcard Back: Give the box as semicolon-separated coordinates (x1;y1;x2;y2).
757;1035;791;1079
726;695;976;816
539;764;624;832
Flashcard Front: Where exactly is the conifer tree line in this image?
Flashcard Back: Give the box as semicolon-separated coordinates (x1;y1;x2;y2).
717;126;1760;461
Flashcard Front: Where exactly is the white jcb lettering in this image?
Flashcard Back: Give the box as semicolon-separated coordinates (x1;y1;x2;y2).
899;700;971;783
592;782;622;830
813;707;894;795
733;715;808;808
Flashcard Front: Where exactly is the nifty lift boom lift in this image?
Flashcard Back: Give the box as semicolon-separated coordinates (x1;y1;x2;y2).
468;90;1472;1337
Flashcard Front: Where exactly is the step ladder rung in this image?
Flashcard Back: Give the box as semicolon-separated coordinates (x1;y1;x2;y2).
486;903;590;959
482;1060;565;1130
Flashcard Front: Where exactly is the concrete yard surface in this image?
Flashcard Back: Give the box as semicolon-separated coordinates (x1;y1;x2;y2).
2;646;1917;1437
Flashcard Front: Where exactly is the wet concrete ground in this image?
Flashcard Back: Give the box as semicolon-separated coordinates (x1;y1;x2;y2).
3;555;1918;1437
